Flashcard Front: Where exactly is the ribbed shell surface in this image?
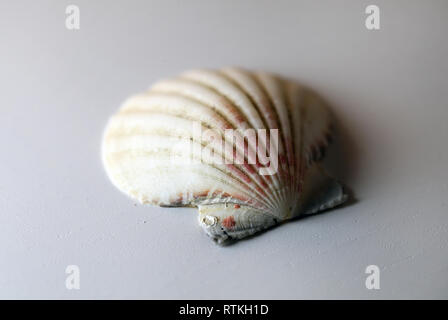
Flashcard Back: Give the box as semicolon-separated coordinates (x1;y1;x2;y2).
102;67;333;222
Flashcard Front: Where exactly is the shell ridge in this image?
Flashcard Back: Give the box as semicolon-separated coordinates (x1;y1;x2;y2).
178;70;285;206
215;68;287;206
109;161;271;210
106;134;278;211
285;82;305;213
250;72;292;213
281;78;299;208
150;78;247;128
106;111;280;209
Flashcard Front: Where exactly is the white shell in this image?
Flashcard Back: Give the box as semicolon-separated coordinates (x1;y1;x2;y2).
102;67;347;244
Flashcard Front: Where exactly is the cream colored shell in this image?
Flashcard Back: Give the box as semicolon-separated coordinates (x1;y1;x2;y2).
102;67;347;244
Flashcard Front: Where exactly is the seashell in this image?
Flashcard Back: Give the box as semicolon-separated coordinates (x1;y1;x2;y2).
102;67;348;244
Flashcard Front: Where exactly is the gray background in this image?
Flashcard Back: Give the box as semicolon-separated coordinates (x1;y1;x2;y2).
1;0;447;299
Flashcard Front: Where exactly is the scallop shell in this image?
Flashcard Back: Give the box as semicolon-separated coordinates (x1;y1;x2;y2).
102;67;348;244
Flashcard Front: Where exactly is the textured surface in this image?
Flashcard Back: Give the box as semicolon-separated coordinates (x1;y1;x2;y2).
102;67;340;243
1;0;447;299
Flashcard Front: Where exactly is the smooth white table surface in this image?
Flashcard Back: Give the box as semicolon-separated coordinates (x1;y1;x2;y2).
1;0;447;299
